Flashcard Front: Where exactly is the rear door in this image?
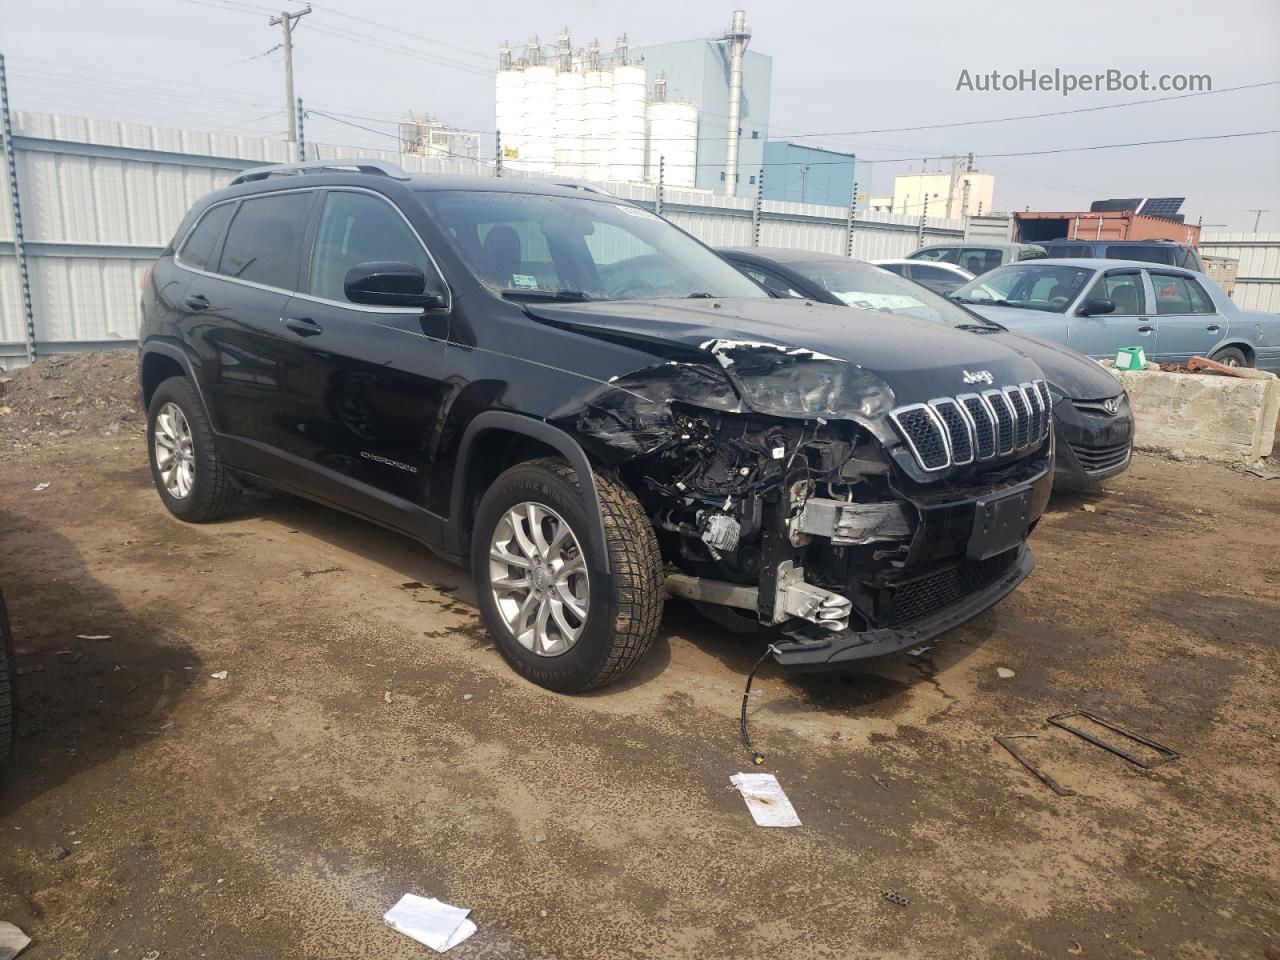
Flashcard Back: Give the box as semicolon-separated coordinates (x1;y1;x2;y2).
1068;268;1153;358
277;187;451;511
1147;270;1225;362
180;189;314;451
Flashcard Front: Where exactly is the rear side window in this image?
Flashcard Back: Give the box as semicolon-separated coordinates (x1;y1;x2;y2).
309;191;431;303
217;192;312;290
1105;245;1175;265
1044;243;1093;259
876;262;908;276
177;203;234;272
958;247;1003;274
1151;273;1215;314
911;264;956;281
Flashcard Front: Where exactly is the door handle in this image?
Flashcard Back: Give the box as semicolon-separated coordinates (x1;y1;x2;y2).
1137;324;1154;334
283;316;322;337
183;293;209;311
1206;324;1221;333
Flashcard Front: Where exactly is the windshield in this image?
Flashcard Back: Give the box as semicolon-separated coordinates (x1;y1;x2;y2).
788;260;998;329
952;263;1094;313
416;190;766;302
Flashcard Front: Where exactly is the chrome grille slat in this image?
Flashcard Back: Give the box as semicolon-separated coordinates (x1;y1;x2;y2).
891;379;1049;472
958;393;996;460
1004;386;1031;449
930;398;974;465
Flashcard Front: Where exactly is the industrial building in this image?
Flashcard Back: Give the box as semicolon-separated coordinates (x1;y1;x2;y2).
760;142;856;206
870;170;996;218
398;114;481;161
495;11;834;199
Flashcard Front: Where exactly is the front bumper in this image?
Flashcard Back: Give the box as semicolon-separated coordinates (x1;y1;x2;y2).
1051;395;1133;490
771;544;1034;668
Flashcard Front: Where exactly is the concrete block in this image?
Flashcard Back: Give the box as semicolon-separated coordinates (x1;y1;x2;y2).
1110;365;1280;463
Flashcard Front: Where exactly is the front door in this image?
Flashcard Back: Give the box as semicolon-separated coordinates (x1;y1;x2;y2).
1146;270;1226;363
1068;269;1154;359
279;188;451;512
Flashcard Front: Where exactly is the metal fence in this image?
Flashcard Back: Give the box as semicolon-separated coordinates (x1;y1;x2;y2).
0;109;968;369
1200;232;1280;314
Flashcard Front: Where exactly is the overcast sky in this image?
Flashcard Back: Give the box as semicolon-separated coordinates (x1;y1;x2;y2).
2;0;1277;229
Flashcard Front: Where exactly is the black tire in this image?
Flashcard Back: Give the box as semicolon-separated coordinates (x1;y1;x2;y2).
471;457;664;693
147;377;241;522
1210;346;1250;368
0;590;14;765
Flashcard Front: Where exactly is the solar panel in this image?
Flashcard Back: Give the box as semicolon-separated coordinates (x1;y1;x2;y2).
1090;198;1141;213
1137;197;1185;219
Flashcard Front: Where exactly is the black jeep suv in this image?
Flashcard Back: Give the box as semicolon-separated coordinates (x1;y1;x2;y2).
139;160;1053;692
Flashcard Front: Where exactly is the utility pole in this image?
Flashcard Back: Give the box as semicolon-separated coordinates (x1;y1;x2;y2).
916;193;930;249
495;129;503;177
269;6;311;154
799;164;810;205
1249;208;1269;232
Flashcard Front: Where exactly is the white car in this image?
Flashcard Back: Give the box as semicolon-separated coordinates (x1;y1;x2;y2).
872;259;975;297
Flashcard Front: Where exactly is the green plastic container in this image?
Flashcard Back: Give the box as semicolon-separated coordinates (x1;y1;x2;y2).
1114;346;1147;371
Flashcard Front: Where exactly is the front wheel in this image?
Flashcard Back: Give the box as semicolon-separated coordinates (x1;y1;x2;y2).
472;458;664;693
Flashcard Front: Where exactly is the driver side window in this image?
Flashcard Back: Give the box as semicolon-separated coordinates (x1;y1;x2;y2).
310;191;432;303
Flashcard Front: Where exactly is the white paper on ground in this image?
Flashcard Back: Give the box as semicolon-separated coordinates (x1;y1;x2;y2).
0;920;32;960
730;772;802;827
384;894;477;952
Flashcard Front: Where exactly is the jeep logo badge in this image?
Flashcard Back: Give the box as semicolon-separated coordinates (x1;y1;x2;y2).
962;370;994;385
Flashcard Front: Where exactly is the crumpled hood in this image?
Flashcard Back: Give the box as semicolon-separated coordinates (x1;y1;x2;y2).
526;298;1043;409
986;330;1123;400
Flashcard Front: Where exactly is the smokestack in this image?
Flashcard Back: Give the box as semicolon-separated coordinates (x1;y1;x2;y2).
722;10;750;196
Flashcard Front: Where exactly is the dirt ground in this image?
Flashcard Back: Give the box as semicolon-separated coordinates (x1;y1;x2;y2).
1;355;1278;959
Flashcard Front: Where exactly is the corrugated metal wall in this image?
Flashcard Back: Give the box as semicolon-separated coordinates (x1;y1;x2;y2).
0;110;968;368
1200;232;1280;313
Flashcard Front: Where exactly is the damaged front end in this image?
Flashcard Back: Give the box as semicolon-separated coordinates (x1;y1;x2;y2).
554;337;1052;669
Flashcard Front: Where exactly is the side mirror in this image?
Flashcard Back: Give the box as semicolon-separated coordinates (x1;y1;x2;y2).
1079;297;1115;317
344;261;447;308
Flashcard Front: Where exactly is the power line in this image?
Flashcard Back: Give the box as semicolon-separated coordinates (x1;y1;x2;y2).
303;1;493;63
784;79;1280;140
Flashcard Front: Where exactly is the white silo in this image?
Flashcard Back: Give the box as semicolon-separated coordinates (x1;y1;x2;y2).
610;63;647;183
522;62;556;173
582;47;613;183
554;68;585;178
495;64;526;168
646;99;699;188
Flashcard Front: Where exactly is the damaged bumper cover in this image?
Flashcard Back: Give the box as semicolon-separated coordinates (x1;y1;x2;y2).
769;545;1034;668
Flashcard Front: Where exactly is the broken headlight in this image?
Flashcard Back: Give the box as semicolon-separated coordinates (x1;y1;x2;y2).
727;357;896;420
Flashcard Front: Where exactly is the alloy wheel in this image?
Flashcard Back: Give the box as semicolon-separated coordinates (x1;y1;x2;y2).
488;502;590;657
154;402;196;499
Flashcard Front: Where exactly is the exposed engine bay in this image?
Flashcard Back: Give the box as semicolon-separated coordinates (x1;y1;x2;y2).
548;330;1053;667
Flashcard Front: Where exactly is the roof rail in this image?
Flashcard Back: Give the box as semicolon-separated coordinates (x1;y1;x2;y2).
229;159;412;186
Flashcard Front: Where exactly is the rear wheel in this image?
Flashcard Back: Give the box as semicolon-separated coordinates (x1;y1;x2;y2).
147;377;241;522
472;458;664;692
1210;346;1249;368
